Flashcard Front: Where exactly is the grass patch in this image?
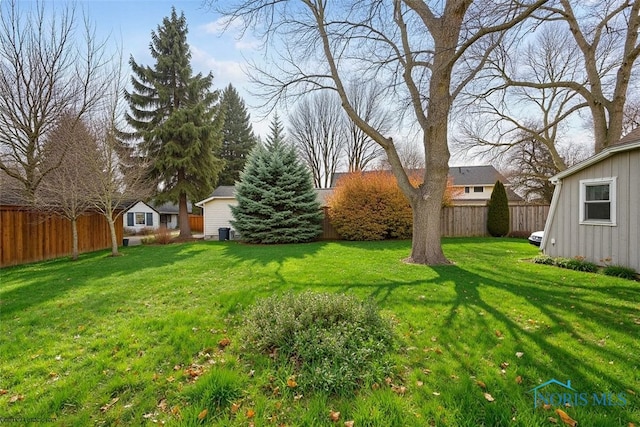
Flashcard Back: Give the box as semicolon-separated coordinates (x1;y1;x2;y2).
1;238;638;426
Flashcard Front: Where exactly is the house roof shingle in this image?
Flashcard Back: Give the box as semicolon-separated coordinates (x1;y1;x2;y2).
448;165;509;186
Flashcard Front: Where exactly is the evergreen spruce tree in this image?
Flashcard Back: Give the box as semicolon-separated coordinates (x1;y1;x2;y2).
218;84;257;185
231;115;322;243
487;180;510;237
124;7;223;237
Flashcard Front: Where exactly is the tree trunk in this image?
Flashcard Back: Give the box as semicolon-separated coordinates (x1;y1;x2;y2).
71;218;79;261
107;215;119;257
409;197;449;265
178;190;191;238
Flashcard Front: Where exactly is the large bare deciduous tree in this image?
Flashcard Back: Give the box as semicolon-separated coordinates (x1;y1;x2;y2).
289;91;345;188
209;0;547;264
85;62;153;257
0;0;112;201
35;116;96;261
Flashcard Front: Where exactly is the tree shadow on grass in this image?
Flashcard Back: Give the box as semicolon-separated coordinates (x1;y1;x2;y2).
0;243;209;317
328;262;638;403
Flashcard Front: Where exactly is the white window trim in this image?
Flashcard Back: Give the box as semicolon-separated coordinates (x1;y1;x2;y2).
579;177;617;226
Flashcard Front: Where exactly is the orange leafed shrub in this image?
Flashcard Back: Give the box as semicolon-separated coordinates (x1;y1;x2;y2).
328;171;461;240
327;171;413;240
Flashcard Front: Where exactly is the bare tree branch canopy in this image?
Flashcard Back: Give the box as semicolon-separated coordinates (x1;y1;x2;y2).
288;91;345;188
34;116;96;261
0;0;112;201
85;57;153;257
344;80;389;171
208;0;547;264
491;0;640;153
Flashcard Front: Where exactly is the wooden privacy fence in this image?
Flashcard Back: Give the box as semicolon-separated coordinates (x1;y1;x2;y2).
322;204;549;239
189;214;203;233
0;206;123;268
440;204;549;237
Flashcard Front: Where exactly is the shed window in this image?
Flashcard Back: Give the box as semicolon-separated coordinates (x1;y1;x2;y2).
579;177;616;225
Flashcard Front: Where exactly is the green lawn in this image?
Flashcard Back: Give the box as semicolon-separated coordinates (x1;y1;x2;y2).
1;238;638;426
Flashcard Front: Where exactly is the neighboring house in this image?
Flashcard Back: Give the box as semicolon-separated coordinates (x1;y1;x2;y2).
123;201;160;233
153;201;193;229
196;186;333;240
541;128;640;271
448;165;523;205
331;165;523;205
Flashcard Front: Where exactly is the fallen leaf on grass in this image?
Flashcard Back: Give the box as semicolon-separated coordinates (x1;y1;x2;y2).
515;352;524;358
293;394;303;401
100;397;119;413
198;408;208;420
515;376;523;384
416;381;424;387
344;421;355;427
329;410;340;422
391;385;406;395
287;376;298;388
218;337;231;349
543;403;552;410
246;409;256;419
484;393;495;402
231;402;241;414
476;381;487;389
500;362;509;369
555;409;578;426
548;417;558;424
626;389;636;396
495;330;503;337
157;398;167;411
9;394;24;403
0;389;8;395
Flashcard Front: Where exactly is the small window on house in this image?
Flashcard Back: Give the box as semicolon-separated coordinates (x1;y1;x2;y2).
135;212;146;225
580;178;616;225
473;186;484;193
464;187;470;193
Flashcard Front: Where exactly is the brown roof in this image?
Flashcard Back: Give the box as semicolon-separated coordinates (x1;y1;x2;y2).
616;127;640;145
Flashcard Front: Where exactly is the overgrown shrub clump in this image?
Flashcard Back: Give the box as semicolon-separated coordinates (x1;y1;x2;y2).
603;265;637;280
243;291;395;395
327;171;413;240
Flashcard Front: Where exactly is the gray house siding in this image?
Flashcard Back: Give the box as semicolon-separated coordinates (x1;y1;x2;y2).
543;148;640;271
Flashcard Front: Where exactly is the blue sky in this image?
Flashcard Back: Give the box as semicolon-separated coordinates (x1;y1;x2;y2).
68;0;269;136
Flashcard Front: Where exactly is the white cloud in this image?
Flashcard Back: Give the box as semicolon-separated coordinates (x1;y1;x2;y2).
190;45;249;86
199;17;259;51
201;16;242;35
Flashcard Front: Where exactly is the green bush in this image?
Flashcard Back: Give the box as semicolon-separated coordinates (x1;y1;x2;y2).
603;265;637;280
487;181;510;237
554;256;598;272
243;291;395;395
533;254;554;265
553;257;572;269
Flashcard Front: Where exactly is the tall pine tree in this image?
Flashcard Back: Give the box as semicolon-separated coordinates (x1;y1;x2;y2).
231;115;322;243
124;7;223;237
218;84;257;185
